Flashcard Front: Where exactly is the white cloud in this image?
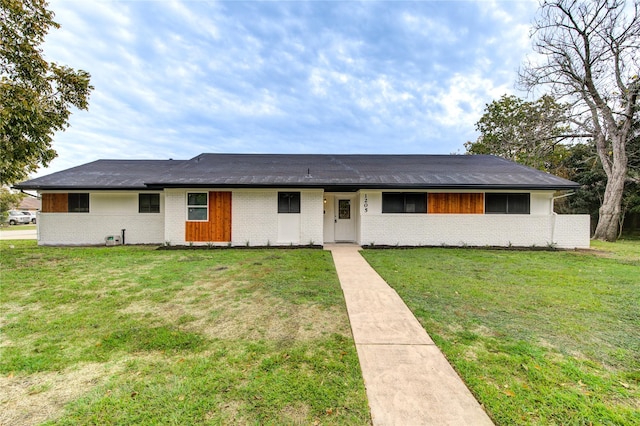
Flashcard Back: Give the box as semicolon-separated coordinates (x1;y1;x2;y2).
423;72;510;128
165;0;220;40
401;12;461;44
196;87;282;117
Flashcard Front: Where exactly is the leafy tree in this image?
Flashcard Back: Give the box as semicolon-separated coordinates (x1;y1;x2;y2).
553;143;606;228
465;94;573;173
1;0;93;185
519;0;640;241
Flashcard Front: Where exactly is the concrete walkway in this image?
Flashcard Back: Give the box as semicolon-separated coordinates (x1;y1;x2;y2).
326;244;493;426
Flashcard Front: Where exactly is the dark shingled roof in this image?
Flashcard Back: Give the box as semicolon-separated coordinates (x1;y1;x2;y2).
15;160;177;190
15;154;579;191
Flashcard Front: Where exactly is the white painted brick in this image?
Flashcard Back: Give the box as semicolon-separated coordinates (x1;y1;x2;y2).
164;189;186;245
232;190;278;246
37;191;164;245
38;213;164;245
361;214;549;247
358;190;590;249
300;190;324;245
552;214;591;248
36;188;590;249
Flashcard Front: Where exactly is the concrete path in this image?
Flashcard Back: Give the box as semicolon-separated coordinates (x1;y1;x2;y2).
326;244;493;426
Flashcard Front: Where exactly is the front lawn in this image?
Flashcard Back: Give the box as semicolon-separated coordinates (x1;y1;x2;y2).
361;242;639;425
0;241;371;425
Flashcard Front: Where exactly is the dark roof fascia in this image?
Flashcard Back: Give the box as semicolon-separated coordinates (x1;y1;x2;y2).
13;185;151;191
17;183;580;191
145;183;580;191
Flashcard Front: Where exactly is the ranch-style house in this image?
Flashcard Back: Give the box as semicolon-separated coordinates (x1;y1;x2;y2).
15;153;590;248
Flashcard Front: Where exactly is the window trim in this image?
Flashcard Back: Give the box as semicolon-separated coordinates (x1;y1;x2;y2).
187;192;209;222
484;193;530;215
382;192;428;214
139;193;160;213
67;193;89;213
278;192;301;214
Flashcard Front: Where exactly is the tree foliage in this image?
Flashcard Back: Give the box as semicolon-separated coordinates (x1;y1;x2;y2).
0;0;93;185
519;0;640;241
464;95;572;173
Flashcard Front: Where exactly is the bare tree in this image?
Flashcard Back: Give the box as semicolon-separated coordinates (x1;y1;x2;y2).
520;0;640;241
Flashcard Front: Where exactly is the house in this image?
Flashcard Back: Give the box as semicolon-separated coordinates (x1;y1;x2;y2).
14;154;590;248
18;196;41;212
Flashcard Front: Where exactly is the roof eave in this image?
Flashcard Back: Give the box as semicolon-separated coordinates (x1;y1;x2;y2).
12;185;151;191
145;182;580;191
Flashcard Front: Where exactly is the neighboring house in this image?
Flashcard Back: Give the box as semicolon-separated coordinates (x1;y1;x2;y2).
14;154;590;248
18;196;41;223
18;196;41;212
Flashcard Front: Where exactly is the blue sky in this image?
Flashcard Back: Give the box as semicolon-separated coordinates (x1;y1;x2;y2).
39;0;539;176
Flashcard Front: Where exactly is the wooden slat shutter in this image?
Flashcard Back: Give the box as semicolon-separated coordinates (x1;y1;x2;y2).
210;191;232;242
41;193;68;213
427;193;484;214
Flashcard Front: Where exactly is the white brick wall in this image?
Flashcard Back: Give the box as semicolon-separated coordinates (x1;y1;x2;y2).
232;189;323;246
232;190;278;246
36;188;589;249
359;214;590;248
361;214;546;247
164;189;320;246
552;214;591;248
38;213;164;245
37;191;164;245
358;190;589;249
164;189;186;245
300;190;324;245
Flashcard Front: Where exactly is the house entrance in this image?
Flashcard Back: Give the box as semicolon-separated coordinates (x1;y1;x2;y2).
334;195;356;241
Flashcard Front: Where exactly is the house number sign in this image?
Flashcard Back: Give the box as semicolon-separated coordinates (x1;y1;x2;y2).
363;194;368;213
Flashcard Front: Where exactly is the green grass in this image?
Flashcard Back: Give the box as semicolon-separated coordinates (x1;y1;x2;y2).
590;238;640;262
361;244;640;425
0;241;370;425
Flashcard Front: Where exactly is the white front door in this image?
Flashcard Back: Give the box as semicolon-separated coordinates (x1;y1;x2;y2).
335;196;356;241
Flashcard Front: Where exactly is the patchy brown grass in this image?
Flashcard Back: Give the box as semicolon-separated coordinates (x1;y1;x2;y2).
119;277;350;343
1;243;370;425
0;363;120;426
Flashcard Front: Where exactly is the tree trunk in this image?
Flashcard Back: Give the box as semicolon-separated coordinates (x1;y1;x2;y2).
593;161;627;241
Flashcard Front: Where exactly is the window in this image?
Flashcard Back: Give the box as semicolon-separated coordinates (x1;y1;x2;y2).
338;199;351;219
68;193;89;212
382;193;427;213
139;194;160;213
485;193;530;214
187;192;208;221
278;192;300;213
